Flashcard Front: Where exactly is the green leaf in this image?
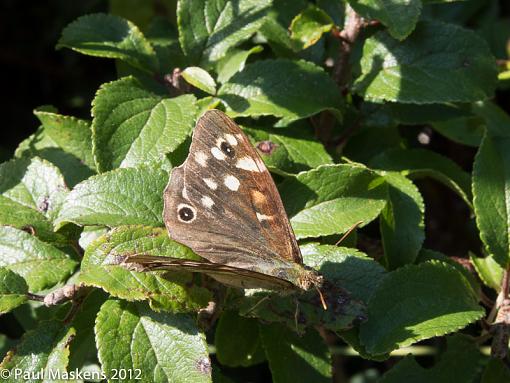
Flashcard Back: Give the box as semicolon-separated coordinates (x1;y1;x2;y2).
219;59;342;126
237;244;369;333
0;320;75;381
379;172;424;269
387;102;473;125
57;13;158;72
380;335;482;383
354;21;497;103
15;128;94;188
301;244;386;303
289;5;334;50
432;115;485;147
471;254;504;292
370;148;472;208
181;67;217;95
92;76;198;172
473;134;510;268
359;261;484;355
482;358;510;383
418;249;481;298
79;225;211;312
348;0;421;40
33;108;95;171
0;268;28;314
95;298;211;383
215;311;265;367
0;157;70;243
259;0;308;55
216;46;263;84
279;164;387;239
178;0;271;66
0;226;77;292
55;165;167;229
260;323;331;383
244;121;333;174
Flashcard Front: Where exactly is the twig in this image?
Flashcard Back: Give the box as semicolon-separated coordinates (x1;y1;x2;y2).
332;5;364;88
489;268;510;359
317;5;364;145
26;283;88;307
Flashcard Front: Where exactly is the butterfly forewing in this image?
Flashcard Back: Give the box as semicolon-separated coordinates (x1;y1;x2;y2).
163;110;303;276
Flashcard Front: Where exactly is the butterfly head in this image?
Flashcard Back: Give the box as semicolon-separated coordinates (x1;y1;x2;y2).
297;269;323;291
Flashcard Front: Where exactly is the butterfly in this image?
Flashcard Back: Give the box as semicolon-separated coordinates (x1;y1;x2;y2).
124;109;325;307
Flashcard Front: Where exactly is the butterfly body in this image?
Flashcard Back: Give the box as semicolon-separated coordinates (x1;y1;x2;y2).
126;110;322;294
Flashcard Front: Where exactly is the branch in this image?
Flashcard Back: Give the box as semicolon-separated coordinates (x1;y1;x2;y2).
26;283;88;307
317;5;364;145
489;268;510;359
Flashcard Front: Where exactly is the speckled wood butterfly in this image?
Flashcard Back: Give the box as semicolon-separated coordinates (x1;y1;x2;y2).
125;110;325;305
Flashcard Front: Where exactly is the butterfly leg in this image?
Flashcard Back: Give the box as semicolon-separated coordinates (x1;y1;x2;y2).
293;297;300;333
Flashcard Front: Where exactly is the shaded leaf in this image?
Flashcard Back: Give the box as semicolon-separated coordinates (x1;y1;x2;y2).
360;261;484;354
482;358;510;383
379;172;424;269
95;298;211;383
0;268;28;314
370;148;472;208
0;226;77;292
473;134;510;268
380;335;482;383
92;76;197;172
354;21;497;103
215;311;265;367
57;13;158;72
279;164;387;239
219;59;342;126
55;165;167;229
260;323;331;383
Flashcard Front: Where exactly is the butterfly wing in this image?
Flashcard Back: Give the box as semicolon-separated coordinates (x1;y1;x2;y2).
163;110;302;277
123;254;295;290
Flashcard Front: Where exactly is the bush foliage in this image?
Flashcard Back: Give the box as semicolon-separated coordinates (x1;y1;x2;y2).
1;0;510;382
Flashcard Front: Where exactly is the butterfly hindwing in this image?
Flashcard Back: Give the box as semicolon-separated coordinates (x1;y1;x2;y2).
163;110;302;275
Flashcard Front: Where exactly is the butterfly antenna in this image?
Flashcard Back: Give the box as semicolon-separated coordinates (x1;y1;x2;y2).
315;285;328;310
335;220;364;246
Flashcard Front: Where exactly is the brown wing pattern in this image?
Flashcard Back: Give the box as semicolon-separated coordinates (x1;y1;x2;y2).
123;255;295;290
163;110;302;272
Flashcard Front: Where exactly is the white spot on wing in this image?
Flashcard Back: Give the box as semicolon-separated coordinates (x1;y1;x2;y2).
201;196;214;208
236;156;261;172
211;147;226;160
224;175;240;191
182;188;189;199
256;212;272;221
203;178;218;190
225;134;238;146
195;152;208;167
